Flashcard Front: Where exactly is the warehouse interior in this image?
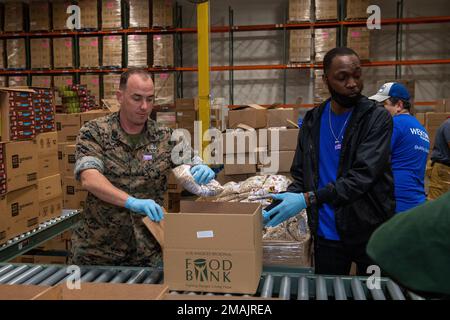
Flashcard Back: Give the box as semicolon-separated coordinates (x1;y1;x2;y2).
0;0;449;301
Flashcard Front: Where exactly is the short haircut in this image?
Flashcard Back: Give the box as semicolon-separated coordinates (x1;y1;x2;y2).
119;68;152;90
389;97;412;111
323;47;360;75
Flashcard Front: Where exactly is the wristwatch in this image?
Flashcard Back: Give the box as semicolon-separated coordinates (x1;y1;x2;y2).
306;191;317;207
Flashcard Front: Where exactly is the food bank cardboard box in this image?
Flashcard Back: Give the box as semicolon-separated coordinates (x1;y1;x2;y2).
5;141;38;192
228;105;267;129
6;185;40;238
36;132;59;178
164;201;262;294
55;113;81;142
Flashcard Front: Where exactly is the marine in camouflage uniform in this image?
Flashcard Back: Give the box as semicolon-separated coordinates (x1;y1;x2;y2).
69;112;200;267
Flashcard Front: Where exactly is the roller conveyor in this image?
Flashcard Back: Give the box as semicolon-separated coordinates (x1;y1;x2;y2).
0;263;427;300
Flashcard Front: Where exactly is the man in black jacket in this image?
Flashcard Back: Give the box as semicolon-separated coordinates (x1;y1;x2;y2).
263;47;395;276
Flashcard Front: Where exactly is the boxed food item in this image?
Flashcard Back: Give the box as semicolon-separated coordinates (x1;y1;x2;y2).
5;185;40;238
36;131;59;178
55;113;81;142
314;28;337;62
4;1;24;32
6;38;26;69
152;0;173;27
228;105;267;129
30;38;52;69
128;35;148;67
32;87;56;134
103;74;121;100
79;37;100;68
102;35;122;67
80;75;101;106
38;174;62;202
154;73;175;106
288;0;311;22
52;0;73;30
346;0;369;20
289;29;312;63
314;0;338;21
63;144;76;176
8;76;28;87
29;1;51;31
39;195;63;222
63;176;88;209
78;0;99;29
32;76;52;88
53;38;74;68
58;142;71;172
4;141;39;192
346;27;370;61
102;0;122;29
164;201;262;294
153;34;174;67
53;76;74;89
129;0;150;28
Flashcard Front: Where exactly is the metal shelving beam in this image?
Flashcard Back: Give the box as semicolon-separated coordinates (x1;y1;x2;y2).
0;210;81;263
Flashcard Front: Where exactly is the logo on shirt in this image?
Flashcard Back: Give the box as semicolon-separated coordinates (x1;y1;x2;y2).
410;128;429;143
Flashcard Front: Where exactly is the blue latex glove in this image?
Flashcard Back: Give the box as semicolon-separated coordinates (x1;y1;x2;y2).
262;193;307;227
125;196;164;222
190;165;215;185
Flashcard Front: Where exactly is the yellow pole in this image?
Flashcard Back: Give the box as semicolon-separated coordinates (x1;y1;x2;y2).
197;1;211;159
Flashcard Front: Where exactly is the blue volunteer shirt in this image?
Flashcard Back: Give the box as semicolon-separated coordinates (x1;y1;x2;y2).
391;114;429;213
318;102;352;241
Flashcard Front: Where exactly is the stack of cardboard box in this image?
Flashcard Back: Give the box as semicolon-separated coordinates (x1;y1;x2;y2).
29;1;51;31
314;28;337;62
154;73;175;106
129;0;150;28
80;75;101;106
152;0;173;28
53;75;74;90
4;1;24;32
52;0;72;30
175;98;197;136
6;39;26;69
32;87;56;134
128;35;148;67
78;0;99;30
314;0;338;21
79;37;100;68
347;27;370;61
289;29;312;63
102;35;122;67
288;0;311;22
313;69;328;104
103;74;121;100
8;76;28;87
153;34;174;67
30;38;52;69
102;0;122;29
346;0;369;20
53;38;74;68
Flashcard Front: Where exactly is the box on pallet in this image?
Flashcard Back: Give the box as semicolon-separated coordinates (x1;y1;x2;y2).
315;0;338;21
289;29;312;63
288;0;311;22
78;0;99;29
102;0;122;29
80;75;101;106
53;38;74;68
228;105;267;129
129;0;150;28
266;107;300;128
152;0;173;27
4;2;24;32
29;1;50;31
154;73;175;106
79;37;100;68
128;35;148;67
32;76;52;88
52;0;72;30
314;28;337;62
103;74;121;100
80;109;111;126
6;39;26;69
102;36;122;67
347;27;370;60
1;88;36;141
153;35;174;67
30;38;52;69
346;0;369;20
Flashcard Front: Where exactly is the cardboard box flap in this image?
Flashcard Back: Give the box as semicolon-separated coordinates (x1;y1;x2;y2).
233;104;265;111
142;216;165;249
0;87;36;93
0;284;51;300
165;201;262;250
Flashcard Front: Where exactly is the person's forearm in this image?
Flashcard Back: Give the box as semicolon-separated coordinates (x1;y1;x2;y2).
80;169;129;207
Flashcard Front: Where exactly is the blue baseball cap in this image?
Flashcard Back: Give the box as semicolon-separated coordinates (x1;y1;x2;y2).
369;82;411;102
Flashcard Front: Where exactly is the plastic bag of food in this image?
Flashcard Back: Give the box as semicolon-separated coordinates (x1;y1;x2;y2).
172;164;223;197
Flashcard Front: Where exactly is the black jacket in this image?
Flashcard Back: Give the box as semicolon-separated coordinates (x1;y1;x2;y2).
287;97;395;245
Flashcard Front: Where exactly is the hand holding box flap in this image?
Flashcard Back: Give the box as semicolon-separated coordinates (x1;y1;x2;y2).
142;215;165;249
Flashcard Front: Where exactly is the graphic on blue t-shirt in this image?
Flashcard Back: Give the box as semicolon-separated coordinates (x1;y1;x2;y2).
318;102;353;241
391;114;429;213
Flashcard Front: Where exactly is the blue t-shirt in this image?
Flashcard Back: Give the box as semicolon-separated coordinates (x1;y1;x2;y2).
318;102;353;241
391;114;429;213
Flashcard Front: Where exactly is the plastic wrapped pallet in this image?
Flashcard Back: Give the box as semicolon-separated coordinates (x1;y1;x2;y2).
152;0;173;27
154;73;175;106
78;0;99;29
102;0;122;29
80;75;101;106
32;76;52;88
30;38;51;69
29;1;50;31
153;34;174;67
8;76;28;87
128;35;148;67
103;74;121;99
288;0;311;22
314;0;338;21
346;27;370;61
53;38;74;68
102;35;122;67
6;38;26;69
4;1;24;32
52;0;72;30
314;69;328;104
289;29;312;63
79;37;100;68
346;0;369;20
129;0;150;28
314;28;337;62
0;40;4;69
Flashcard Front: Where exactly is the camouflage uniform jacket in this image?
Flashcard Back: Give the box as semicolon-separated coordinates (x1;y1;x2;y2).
70;112;200;267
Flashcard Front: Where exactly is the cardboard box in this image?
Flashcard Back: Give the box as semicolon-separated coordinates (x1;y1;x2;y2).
4;2;24;32
176;98;196;111
0;41;4;70
5;185;40;238
223;153;257;175
78;0;99;29
80;109;110;126
33;283;169;300
315;0;338;21
346;27;370;60
102;36;122;67
53;75;73;89
314;28;337;62
156;111;176;129
167;171;183;193
79;37;100;68
154;73;175;105
80;75;101;106
63;144;76;176
215;172;250;185
6;38;26;69
29;1;51;31
425;112;450;128
314;69;328;104
128;35;148;67
58;142;71;173
30;38;52;69
36;132;58;156
288;0;311;22
346;0;369;20
263;238;312;267
152;0;173;27
63;176;88;209
0;195;9;244
0;77;6;88
415;113;425;126
434;99;450;113
223;129;258;154
102;0;122;29
164;201;262;294
228;105;267;129
0;285;51;300
289;29;312;63
8;76;28;87
52;0;72;30
32;76;52;88
259;151;296;174
266;108;300;128
153;34;174;67
129;0;150;28
4;141;38;192
103;74;121;99
55;113;81;142
267;128;300;151
0;88;35;141
39;195;63;222
38;174;62;202
164;192;181;213
53;38;74;68
38;152;59;179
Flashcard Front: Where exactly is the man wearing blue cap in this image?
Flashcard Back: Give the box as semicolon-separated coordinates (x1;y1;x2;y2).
370;82;430;213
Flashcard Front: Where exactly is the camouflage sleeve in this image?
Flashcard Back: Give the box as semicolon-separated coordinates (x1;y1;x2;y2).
74;122;105;180
166;127;203;168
